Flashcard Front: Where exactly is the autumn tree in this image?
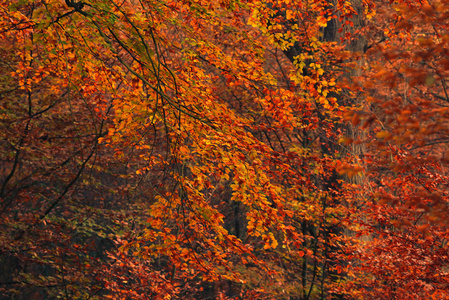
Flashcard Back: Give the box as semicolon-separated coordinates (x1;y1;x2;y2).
4;0;448;299
338;0;449;298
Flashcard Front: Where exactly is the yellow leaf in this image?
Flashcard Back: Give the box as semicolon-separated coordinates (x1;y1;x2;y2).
376;131;391;139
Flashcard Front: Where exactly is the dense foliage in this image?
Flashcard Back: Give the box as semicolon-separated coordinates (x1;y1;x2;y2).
1;0;448;299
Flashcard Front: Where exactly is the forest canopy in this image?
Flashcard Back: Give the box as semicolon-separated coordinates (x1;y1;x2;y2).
1;0;449;299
